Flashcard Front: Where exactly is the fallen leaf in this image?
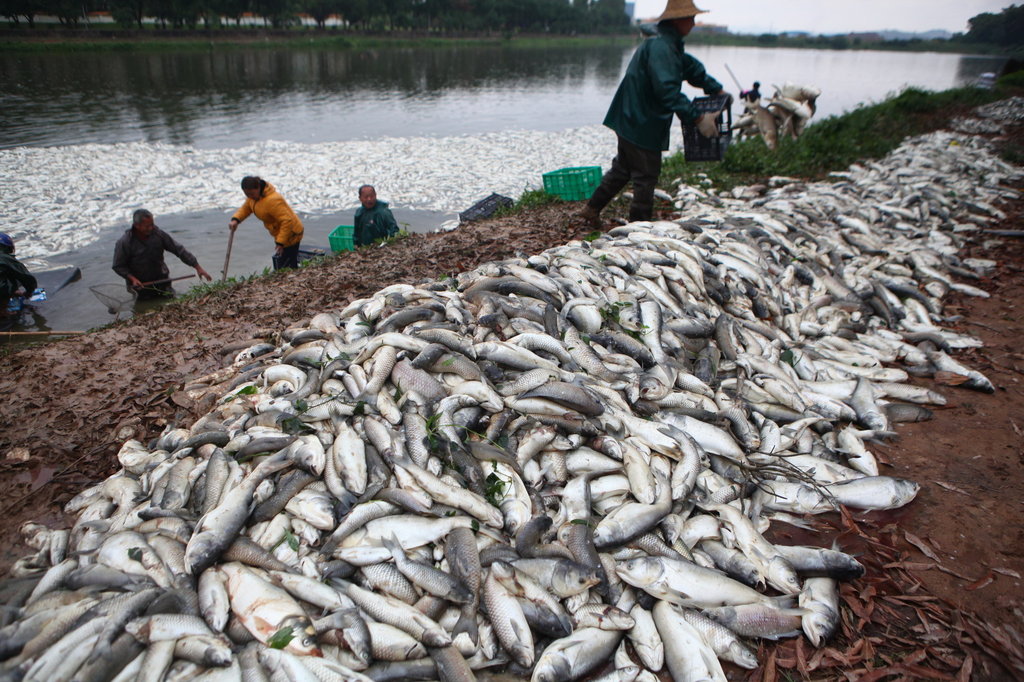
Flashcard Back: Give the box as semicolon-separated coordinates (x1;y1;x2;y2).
965;570;996;591
936;563;976;581
956;654;974;682
885;560;936;571
932;480;971;496
934;370;970;386
905;531;942;561
993;567;1022;579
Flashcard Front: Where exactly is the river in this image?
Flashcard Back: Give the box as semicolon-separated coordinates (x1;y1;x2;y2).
0;41;1006;331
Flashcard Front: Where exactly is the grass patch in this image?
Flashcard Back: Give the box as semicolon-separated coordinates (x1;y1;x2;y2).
659;85;1012;193
492;188;563;218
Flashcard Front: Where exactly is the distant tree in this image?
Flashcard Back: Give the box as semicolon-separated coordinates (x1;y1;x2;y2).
305;0;340;28
589;0;627;32
110;0;147;28
255;0;298;26
52;0;86;24
213;0;249;26
966;5;1024;47
1;0;44;26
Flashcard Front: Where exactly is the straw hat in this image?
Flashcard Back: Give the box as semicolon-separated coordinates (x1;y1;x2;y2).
657;0;708;21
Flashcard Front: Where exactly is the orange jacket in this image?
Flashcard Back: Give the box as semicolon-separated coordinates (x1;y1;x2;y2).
232;182;304;248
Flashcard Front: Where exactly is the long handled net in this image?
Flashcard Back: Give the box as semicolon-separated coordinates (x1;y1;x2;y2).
89;284;137;318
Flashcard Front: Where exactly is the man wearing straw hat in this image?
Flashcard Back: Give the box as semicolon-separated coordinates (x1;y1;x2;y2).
578;0;727;225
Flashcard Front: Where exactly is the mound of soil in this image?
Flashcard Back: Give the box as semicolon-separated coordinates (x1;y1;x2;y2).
1;141;1022;679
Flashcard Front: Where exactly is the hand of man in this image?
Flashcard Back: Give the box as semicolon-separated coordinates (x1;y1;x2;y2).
274;245;284;256
127;276;143;289
697;113;720;138
229;219;239;232
196;266;212;281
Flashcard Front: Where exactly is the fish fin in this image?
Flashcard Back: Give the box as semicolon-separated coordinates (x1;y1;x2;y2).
380;534;403;560
510;618;530;643
762;628;803;641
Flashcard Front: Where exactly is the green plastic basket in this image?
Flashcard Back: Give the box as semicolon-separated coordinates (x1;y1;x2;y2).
329;225;354;252
542;166;602;201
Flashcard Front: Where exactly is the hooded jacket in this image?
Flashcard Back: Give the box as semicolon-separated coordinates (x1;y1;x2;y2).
603;22;723;152
232;182;304;248
0;252;37;300
353;200;399;247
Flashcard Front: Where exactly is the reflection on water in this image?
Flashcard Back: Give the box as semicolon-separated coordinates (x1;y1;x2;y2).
1;43;1005;150
1;44;631;149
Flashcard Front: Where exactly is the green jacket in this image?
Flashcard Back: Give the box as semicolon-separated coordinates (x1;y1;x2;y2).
603;23;723;152
0;252;37;300
353;201;399;247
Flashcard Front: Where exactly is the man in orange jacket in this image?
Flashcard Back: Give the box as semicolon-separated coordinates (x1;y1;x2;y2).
229;176;305;270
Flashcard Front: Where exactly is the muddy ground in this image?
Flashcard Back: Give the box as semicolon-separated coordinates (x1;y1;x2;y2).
2;132;1023;680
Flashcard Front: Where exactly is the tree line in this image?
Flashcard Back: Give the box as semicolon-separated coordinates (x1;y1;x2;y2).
0;0;630;33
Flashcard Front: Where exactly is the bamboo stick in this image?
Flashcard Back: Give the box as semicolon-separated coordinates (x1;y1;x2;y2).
1;330;85;338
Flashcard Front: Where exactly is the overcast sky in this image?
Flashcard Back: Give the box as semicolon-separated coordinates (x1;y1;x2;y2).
631;0;1014;35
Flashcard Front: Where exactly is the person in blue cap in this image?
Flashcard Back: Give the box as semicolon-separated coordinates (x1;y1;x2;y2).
0;232;37;319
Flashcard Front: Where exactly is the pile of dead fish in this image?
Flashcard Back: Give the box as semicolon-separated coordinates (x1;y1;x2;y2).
1;124;1018;682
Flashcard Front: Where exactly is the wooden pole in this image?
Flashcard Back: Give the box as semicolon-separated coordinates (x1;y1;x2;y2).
139;274;196;286
222;229;235;282
1;330;85;339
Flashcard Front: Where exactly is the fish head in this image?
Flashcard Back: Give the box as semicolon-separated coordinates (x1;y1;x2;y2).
553;561;601;596
281;615;322;656
289;436;326;476
728;641;759;670
532;655;572;682
769;557;803;595
615;557;656;587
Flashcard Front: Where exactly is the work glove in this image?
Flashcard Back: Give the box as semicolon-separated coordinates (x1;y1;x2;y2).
696;113;720;139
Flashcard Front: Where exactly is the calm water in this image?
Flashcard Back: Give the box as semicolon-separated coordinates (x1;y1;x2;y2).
0;42;1006;332
0;43;1005;149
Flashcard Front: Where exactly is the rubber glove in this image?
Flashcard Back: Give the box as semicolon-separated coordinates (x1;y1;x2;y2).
696;113;720;138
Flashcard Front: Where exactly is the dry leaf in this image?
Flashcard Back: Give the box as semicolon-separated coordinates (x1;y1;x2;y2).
934;370;970;386
933;480;971;496
956;654;974;682
966;570;996;591
905;531;942;561
993;567;1022;579
936;563;976;581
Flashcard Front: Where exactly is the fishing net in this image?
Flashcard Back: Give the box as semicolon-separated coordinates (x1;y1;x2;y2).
89;283;137;318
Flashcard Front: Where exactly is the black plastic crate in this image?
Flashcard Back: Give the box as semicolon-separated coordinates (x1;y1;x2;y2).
460;193;514;223
681;94;733;162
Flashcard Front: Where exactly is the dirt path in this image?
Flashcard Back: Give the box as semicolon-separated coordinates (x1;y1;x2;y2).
1;136;1023;679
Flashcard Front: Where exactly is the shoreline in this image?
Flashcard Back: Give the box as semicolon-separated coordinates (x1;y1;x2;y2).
0;27;1009;58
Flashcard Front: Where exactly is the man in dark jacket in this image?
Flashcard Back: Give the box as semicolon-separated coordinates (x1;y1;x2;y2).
578;0;727;225
112;209;211;299
0;232;37;319
353;185;400;247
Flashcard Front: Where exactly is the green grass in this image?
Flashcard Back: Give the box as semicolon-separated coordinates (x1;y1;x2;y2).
659;85;1012;192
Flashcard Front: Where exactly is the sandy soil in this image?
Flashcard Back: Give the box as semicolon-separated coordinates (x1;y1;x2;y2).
1;133;1023;679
